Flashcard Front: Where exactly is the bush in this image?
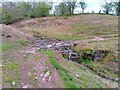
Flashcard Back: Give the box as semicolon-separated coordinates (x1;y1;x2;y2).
17;39;28;46
1;2;51;24
0;11;13;24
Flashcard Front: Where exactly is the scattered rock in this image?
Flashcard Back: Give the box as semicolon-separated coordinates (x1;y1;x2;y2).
48;75;52;81
26;50;36;54
34;76;38;80
0;65;3;67
40;74;43;77
42;78;45;82
44;71;50;78
93;37;106;41
115;78;120;82
12;81;15;86
23;54;27;58
35;36;79;61
75;74;79;77
35;36;111;62
69;53;80;62
47;45;52;48
22;84;29;88
26;47;40;54
28;72;31;76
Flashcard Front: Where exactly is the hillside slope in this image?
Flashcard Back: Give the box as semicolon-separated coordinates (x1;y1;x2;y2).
1;14;119;88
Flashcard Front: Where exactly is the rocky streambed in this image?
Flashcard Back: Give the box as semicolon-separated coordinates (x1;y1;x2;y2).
35;36;111;62
34;36;119;82
35;36;80;61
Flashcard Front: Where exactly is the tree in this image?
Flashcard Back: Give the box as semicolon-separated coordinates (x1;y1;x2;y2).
102;2;113;14
65;0;77;14
1;2;19;18
112;1;120;15
78;1;87;14
118;0;120;15
0;2;21;24
55;2;68;15
0;9;13;24
17;2;32;17
38;2;51;17
49;2;56;16
0;2;52;24
30;2;51;17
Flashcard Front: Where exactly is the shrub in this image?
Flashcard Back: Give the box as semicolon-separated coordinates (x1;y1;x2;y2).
17;39;28;46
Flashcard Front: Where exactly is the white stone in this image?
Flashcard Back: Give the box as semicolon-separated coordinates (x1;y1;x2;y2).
44;71;50;78
0;65;3;67
40;74;43;77
42;78;45;82
47;45;52;48
22;84;28;88
48;75;52;81
115;78;119;81
12;81;15;86
34;77;38;80
28;72;31;75
75;74;79;77
26;50;36;54
55;43;62;46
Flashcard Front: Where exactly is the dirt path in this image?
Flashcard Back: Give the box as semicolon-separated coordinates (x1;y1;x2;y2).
2;46;64;88
71;36;107;44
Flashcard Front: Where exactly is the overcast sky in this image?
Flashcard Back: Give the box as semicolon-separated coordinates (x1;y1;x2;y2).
0;0;118;13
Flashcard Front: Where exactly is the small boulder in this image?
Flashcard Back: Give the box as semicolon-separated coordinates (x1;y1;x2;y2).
12;81;15;86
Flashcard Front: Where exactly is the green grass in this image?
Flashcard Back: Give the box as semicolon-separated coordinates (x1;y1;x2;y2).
41;50;80;88
81;60;118;78
17;38;28;46
35;55;40;61
5;61;19;71
3;60;20;88
41;50;118;88
1;42;16;52
58;58;108;88
1;38;28;53
72;46;118;78
21;15;117;41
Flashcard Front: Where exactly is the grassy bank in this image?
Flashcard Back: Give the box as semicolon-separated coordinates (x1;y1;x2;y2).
41;50;80;88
